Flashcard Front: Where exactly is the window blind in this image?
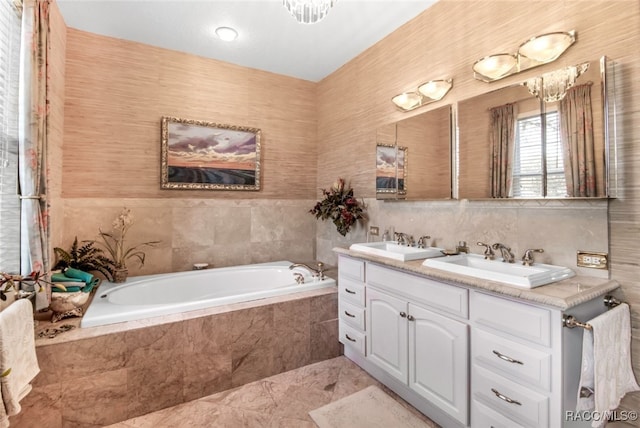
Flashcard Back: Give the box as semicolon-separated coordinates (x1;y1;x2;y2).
0;0;21;272
512;111;566;198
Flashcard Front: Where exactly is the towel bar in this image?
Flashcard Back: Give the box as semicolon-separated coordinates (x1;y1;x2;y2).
563;295;625;330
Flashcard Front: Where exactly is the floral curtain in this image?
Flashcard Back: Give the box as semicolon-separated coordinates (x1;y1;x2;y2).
489;103;516;198
559;83;596;197
18;0;50;310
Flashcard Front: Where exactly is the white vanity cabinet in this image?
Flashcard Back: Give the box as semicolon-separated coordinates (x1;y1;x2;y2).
337;254;610;428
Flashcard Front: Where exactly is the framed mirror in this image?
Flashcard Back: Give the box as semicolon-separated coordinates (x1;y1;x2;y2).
375;104;453;200
458;57;617;199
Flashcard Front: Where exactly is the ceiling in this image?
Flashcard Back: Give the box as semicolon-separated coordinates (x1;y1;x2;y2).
56;0;438;82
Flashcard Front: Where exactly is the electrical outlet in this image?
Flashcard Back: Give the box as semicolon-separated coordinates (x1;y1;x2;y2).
577;251;608;269
369;226;379;236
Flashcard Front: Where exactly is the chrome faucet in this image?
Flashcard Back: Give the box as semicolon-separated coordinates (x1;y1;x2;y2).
416;235;431;249
492;243;515;263
477;242;495;260
394;232;414;246
289;262;326;280
522;248;544;266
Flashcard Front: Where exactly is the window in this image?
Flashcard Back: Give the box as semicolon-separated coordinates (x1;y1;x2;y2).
512;109;567;198
0;0;21;272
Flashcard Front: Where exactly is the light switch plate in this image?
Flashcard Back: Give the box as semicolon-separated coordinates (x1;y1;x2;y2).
577;251;608;269
369;226;379;236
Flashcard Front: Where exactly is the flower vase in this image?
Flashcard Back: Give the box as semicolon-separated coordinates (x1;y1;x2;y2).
113;267;128;283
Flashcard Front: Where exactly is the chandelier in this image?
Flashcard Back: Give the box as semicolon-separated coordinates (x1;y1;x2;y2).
283;0;337;24
524;62;589;102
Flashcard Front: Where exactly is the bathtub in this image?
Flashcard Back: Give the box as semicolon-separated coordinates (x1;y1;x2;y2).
80;260;336;328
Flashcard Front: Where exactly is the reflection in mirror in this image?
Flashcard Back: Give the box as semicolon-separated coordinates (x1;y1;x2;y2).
458;57;614;199
376;144;407;197
376;105;452;200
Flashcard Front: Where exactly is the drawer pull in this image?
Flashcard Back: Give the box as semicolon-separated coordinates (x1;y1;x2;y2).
400;311;407;318
345;334;357;342
492;350;524;365
407;315;415;321
345;288;356;294
491;388;522;406
344;310;356;318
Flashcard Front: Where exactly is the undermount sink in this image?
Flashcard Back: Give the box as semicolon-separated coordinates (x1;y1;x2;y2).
349;241;445;262
422;253;575;288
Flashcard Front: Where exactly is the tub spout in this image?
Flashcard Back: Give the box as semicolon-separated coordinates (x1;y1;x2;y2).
289;262;326;280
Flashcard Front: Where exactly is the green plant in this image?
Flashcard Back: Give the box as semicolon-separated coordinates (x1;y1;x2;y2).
92;208;160;270
310;178;365;236
53;237;116;281
0;270;57;301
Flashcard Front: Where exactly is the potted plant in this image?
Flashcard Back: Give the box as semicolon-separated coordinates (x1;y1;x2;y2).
91;208;160;282
53;237;116;281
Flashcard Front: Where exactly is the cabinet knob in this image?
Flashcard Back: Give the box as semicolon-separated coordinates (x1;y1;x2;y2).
399;311;407;318
407;314;415;321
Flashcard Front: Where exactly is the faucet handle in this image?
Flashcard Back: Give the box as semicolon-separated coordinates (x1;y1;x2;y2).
522;249;544;266
316;262;325;279
477;241;495;260
417;235;431;249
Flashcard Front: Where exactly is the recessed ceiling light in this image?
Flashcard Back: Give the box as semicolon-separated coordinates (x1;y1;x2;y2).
215;26;238;42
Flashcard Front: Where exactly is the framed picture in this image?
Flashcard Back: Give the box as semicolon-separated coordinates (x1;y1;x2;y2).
161;116;261;190
376;144;407;195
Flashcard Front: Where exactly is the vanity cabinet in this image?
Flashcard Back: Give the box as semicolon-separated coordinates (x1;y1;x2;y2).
337;253;612;428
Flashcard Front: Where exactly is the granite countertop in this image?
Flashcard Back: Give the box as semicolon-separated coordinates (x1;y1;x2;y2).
333;247;619;310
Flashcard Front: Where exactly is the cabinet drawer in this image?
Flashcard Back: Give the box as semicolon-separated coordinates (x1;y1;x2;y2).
339;277;365;306
339;321;366;355
339;300;365;330
367;263;468;319
472;328;552;391
338;256;365;281
473;365;548;428
472;399;526;428
471;292;551;347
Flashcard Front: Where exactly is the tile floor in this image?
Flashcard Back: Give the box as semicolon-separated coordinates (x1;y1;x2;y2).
106;356;439;427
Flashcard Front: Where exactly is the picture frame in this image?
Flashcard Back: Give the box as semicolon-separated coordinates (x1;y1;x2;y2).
376;143;407;195
161;116;261;190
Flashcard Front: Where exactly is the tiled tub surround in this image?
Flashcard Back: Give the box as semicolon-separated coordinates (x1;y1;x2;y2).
11;288;339;427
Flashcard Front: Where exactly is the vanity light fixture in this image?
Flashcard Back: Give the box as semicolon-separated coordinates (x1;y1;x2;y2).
473;30;576;83
283;0;337;24
392;79;453;112
215;26;238;42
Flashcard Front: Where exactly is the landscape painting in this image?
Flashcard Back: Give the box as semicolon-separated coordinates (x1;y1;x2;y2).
161;117;261;190
376;144;407;195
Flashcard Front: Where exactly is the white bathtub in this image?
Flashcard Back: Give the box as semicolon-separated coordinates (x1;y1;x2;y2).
80;261;335;328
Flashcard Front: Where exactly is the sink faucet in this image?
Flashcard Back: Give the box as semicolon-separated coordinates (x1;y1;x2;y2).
492;243;515;263
522;248;544;266
416;235;431;249
477;242;495;260
289;262;326;280
394;232;413;246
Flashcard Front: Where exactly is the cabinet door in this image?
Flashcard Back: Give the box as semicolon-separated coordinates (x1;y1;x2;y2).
366;287;408;383
409;302;469;425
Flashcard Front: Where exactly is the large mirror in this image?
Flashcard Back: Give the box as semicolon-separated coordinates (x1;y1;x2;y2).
376;104;452;200
458;57;617;199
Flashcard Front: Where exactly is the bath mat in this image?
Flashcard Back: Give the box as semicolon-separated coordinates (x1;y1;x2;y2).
309;385;431;428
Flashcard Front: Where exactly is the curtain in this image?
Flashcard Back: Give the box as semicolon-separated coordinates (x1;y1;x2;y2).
18;0;50;310
489;103;516;198
559;83;596;197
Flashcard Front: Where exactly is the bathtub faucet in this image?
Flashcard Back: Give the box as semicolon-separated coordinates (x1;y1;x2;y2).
289;262;326;281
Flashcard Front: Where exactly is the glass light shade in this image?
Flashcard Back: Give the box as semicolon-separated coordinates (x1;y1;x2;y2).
215;27;238;42
473;54;518;81
282;0;337;24
417;79;452;100
391;92;423;112
518;31;576;63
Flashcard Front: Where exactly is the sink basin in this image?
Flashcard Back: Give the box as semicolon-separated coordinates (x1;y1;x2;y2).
422;253;575;288
349;241;445;262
